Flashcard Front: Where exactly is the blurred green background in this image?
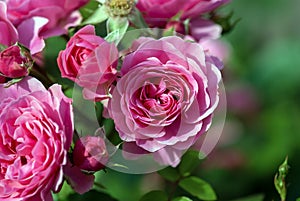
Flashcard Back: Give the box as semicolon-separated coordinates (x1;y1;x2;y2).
51;0;300;200
205;0;300;200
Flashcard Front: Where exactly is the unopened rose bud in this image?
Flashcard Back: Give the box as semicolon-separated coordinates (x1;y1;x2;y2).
73;136;109;172
0;44;32;78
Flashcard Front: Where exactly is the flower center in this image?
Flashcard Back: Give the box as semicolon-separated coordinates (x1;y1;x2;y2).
105;0;135;16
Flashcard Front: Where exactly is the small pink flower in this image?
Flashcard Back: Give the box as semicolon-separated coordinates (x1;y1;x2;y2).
0;44;32;78
73;136;109;172
108;36;221;167
5;0;89;54
58;25;119;101
0;1;18;46
0;77;73;200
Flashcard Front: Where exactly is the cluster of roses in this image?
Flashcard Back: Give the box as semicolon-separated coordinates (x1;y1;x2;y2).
0;0;229;200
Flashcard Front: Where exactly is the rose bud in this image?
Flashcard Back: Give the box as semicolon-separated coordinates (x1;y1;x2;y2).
73;136;109;172
0;44;32;78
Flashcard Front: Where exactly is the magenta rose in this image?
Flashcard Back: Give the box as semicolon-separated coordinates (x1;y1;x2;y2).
5;0;89;54
0;44;32;78
0;1;18;46
108;36;221;167
72;136;109;172
136;0;229;27
0;77;73;200
58;25;119;101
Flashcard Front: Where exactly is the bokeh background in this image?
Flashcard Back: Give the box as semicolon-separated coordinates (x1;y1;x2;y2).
49;0;300;200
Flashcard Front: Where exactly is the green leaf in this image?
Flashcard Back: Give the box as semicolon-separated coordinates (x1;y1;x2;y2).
229;194;264;201
172;196;193;201
81;5;109;25
158;166;180;182
179;176;217;201
105;17;129;45
106;17;129;33
178;150;203;177
274;157;289;201
80;0;100;19
296;198;300;201
139;190;168;201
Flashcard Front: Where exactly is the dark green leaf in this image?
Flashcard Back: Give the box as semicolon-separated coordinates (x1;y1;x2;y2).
82;5;109;25
179;176;217;201
229;194;264;201
178;150;203;177
139;190;168;201
68;190;117;201
80;0;100;19
172;196;193;201
158;166;180;182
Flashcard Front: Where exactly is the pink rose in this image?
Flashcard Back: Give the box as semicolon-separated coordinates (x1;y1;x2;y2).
136;0;229;27
108;36;221;167
0;1;18;46
5;0;89;54
72;136;109;172
58;25;119;101
57;25;104;82
0;77;73;200
0;44;32;78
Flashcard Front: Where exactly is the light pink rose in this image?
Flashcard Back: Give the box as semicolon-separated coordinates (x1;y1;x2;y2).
108;36;221;167
57;25;118;101
0;44;32;78
0;1;18;46
72;136;109;172
0;77;73;201
5;0;89;54
136;0;229;27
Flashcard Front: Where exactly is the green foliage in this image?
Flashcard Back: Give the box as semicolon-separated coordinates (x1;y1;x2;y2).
229;194;264;201
105;17;129;45
68;190;118;201
80;0;101;19
178;150;203;177
274;157;289;201
179;176;217;201
158;166;180;182
139;190;168;201
82;5;109;25
172;196;193;201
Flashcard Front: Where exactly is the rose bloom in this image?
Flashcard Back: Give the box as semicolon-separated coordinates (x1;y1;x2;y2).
0;1;18;46
108;36;221;167
4;0;89;54
0;77;73;200
58;25;118;101
0;44;31;78
136;0;230;27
